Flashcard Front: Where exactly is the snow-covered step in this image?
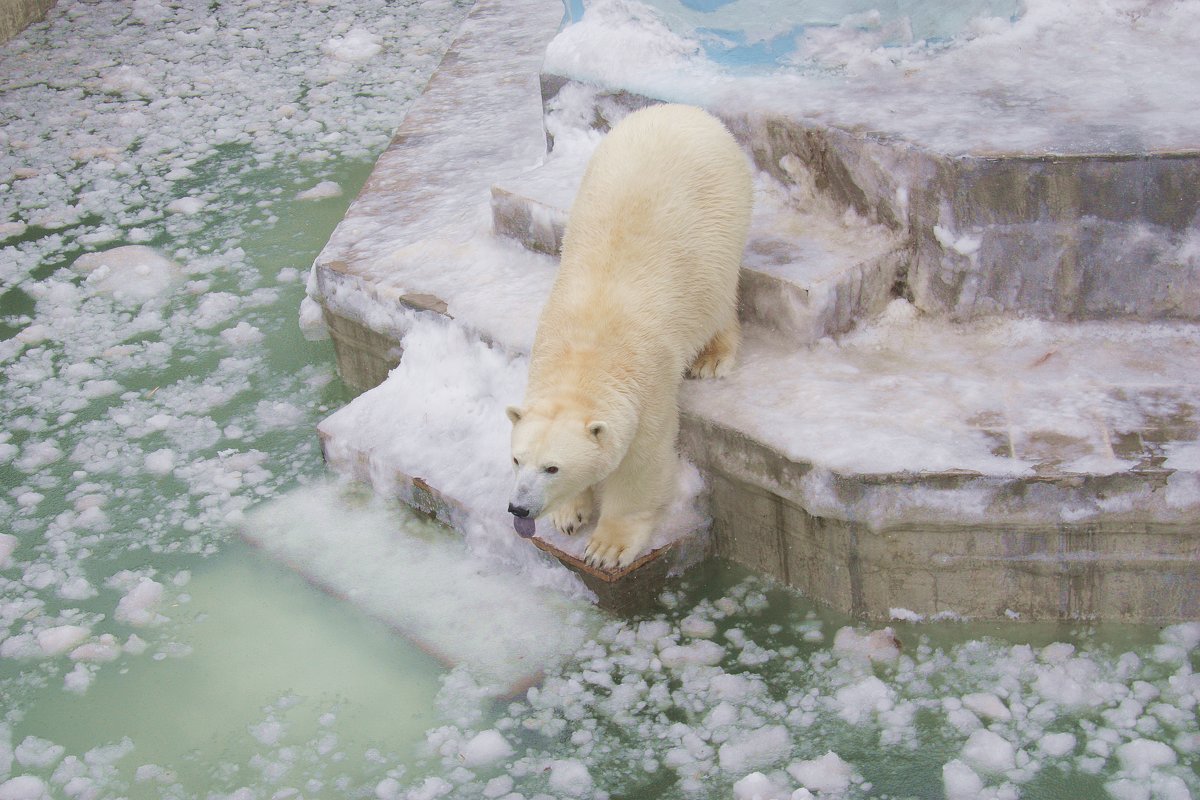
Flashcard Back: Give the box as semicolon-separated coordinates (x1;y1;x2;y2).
242;481;601;695
539;77;1200;324
314;316;710;614
490;149;907;344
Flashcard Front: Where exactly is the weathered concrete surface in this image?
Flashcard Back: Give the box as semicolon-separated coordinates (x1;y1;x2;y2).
0;0;53;44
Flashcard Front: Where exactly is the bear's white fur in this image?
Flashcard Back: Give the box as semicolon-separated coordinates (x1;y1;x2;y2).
507;104;752;568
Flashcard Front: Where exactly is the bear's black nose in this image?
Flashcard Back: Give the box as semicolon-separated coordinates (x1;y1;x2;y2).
508;503;530;518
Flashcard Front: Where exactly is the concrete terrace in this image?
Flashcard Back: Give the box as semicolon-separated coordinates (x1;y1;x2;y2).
309;0;1200;621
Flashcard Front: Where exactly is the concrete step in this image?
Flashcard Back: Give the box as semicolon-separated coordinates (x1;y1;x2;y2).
539;77;1200;324
490;151;907;344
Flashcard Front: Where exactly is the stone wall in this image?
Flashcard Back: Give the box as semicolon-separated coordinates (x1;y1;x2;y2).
0;0;54;45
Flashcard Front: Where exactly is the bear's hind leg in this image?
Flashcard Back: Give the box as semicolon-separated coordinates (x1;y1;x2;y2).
548;487;594;536
686;321;740;379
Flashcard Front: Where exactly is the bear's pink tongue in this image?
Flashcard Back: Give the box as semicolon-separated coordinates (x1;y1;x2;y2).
513;515;535;538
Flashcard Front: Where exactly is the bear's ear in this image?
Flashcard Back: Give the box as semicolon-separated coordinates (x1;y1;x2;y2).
587;421;608;442
506;405;524;424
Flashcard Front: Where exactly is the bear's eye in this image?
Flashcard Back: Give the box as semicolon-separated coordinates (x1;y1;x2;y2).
513;458;520;467
543;465;559;474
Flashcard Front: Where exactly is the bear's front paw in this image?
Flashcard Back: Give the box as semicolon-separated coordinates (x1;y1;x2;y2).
584;516;651;569
549;489;594;536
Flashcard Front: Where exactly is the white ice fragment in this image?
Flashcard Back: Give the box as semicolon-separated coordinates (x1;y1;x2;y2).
123;635;147;655
70;634;121;662
0;222;27;241
659;640;724;668
458;729;512;767
166;197;206;215
889;607;924;622
324;28;383;62
1038;732;1076;757
375;777;401;800
547;759;593;797
942;759;983;800
0;775;48;800
220;322;264;347
295;181;343;201
961;729;1016;773
299;295;330;340
0;534;17;567
115;578;166;626
787;751;853;794
14;736;63;769
1040;642;1075;663
680;615;717;638
15;441;62;472
14;325;49;346
1115;738;1176;775
249;720;283;746
962;693;1012;721
718;725;791;774
73;246;181;302
732;772;784;800
144;449;176;475
481;775;513;798
63;663;95;694
832;626;901;662
100;65;154;97
833;676;893;724
36;625;90;656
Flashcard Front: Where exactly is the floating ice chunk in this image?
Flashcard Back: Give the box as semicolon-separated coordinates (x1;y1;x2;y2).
193;292;241;328
458;730;512;768
0;534;17;567
942;759;983;800
220;322;264;347
961;729;1016;773
0;775;48;800
100;65;154;96
166;197;206;215
659;640;724;668
1115;738;1176;775
144;449;176;476
547;759;592;796
375;777;402;800
14;325;48;346
832;626;901;662
787;751;853;794
63;662;95;694
833;676;893;724
680;615;717;638
14;736;63;769
481;775;513;798
73;246;181;303
718;725;791;773
0;222;26;241
1040;642;1075;663
249;719;283;746
732;771;785;800
889;607;924;622
115;578;166;626
14;441;62;472
295;181;343;201
36;625;90;656
1038;732;1076;757
70;634;121;663
962;693;1012;721
298;296;330;341
325;28;383;62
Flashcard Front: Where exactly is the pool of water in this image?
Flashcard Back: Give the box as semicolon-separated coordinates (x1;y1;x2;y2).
1;2;1197;800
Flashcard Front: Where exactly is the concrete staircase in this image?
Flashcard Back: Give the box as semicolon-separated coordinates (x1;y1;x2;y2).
309;0;1200;621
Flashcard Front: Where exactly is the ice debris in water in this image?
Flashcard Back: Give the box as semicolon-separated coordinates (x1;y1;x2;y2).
378;574;1199;799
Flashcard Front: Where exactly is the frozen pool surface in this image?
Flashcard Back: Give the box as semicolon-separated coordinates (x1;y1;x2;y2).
2;1;1198;799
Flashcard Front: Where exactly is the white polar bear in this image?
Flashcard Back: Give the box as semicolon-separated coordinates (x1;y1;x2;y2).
507;104;753;568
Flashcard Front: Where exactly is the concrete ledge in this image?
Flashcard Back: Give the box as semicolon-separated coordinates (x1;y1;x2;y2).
542;76;1200;323
0;0;54;45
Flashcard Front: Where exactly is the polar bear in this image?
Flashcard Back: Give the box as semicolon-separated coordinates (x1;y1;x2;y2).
506;104;752;568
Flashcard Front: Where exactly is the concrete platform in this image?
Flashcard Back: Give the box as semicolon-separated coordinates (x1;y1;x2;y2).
308;0;1200;621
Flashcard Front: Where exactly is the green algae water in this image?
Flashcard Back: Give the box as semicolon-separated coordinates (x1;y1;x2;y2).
1;2;1197;800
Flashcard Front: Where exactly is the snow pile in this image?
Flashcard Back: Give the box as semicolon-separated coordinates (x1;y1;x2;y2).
546;0;1200;154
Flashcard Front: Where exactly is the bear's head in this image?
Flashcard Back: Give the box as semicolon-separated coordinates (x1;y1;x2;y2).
505;401;614;520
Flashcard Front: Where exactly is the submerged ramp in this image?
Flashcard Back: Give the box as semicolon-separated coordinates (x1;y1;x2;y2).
242;481;600;696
